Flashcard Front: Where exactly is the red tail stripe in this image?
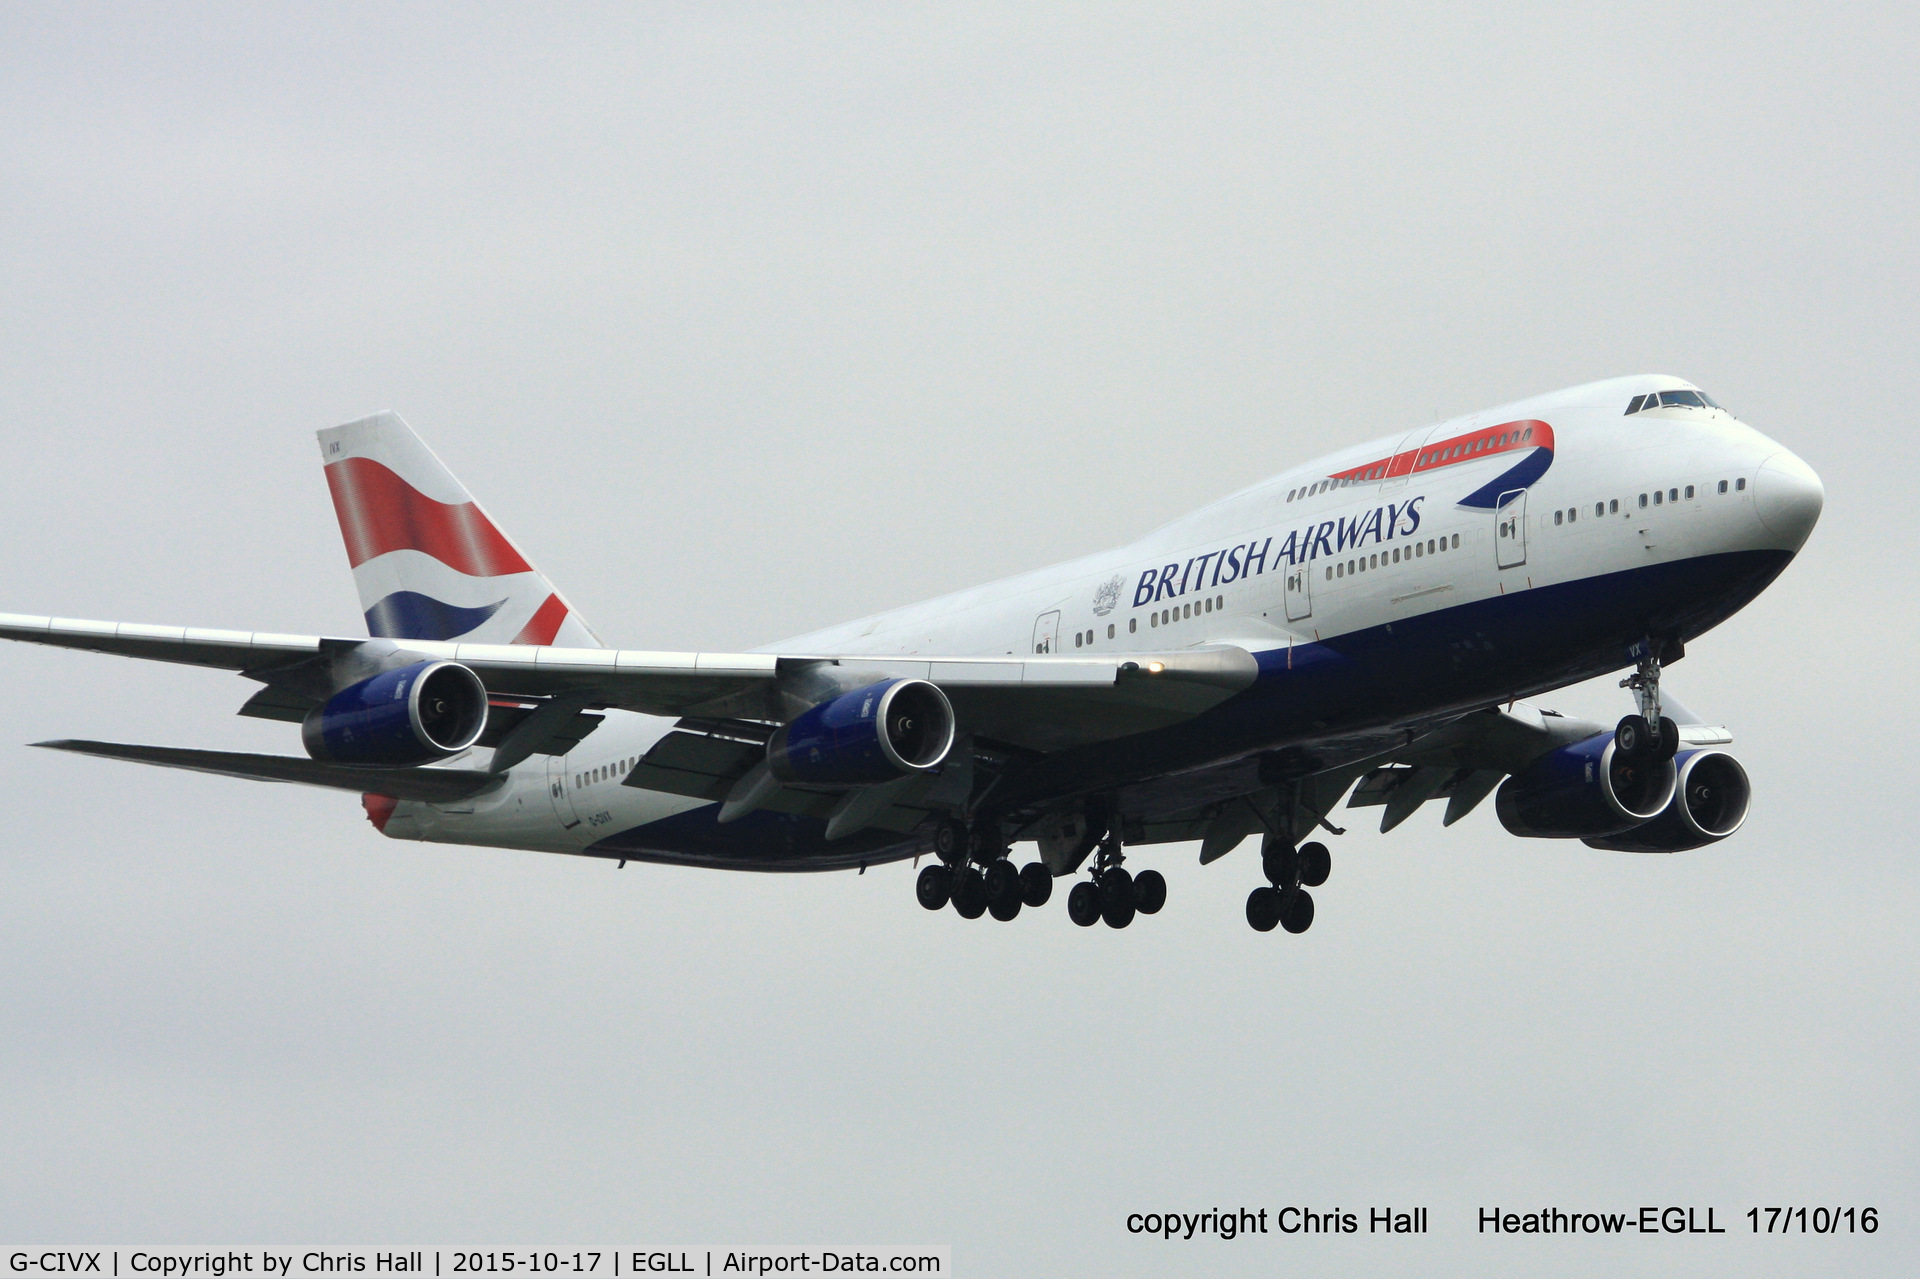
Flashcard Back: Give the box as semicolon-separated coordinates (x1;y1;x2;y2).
325;456;533;577
512;593;570;646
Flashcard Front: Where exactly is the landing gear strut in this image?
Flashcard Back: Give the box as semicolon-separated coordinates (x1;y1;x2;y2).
1246;830;1328;934
1619;638;1682;762
920;816;1056;923
1065;832;1165;930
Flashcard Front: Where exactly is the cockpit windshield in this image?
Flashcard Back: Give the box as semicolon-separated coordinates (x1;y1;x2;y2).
1626;389;1724;414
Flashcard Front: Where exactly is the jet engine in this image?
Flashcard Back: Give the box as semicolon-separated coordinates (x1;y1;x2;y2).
767;678;956;786
302;659;489;765
1583;749;1751;852
1495;731;1677;839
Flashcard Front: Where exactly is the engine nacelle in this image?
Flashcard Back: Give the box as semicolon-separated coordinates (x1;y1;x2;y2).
767;678;956;786
1495;731;1677;839
302;659;489;766
1583;749;1751;852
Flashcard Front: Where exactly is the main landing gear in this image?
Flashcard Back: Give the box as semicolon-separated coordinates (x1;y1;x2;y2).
1617;638;1682;764
916;813;1165;928
1066;834;1165;930
916;817;1056;923
1246;832;1328;934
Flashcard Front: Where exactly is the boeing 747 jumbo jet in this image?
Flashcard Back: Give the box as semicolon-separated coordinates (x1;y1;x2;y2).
0;376;1822;932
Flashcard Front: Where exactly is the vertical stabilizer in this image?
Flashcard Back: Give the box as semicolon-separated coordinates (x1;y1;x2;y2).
317;412;603;647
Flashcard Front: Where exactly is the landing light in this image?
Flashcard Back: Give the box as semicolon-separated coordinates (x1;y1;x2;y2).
1148;661;1165;673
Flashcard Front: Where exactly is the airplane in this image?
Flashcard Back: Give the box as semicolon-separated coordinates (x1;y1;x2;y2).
0;374;1823;933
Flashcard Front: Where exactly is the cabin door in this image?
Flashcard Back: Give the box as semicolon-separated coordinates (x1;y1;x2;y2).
1284;563;1313;621
1495;489;1528;569
546;754;581;830
1032;610;1062;654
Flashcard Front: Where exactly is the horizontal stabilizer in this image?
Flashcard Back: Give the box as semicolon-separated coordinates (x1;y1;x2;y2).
35;739;502;803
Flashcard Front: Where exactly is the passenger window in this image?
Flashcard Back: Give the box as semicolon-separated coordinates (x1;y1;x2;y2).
1325;566;1333;580
1718;480;1728;493
1610;499;1619;513
1337;563;1345;578
1451;534;1459;548
1216;595;1223;609
1555;510;1563;525
1654;491;1663;505
1685;485;1694;499
1669;488;1678;502
1128;619;1135;633
1639;494;1648;508
1074;633;1082;648
1150;613;1158;627
1596;503;1605;517
1568;508;1577;523
1736;477;1746;490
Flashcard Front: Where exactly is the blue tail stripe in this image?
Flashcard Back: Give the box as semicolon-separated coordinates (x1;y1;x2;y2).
364;591;507;641
1457;447;1554;509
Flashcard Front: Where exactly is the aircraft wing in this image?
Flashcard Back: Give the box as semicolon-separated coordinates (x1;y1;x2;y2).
34;739;502;802
0;612;1259;752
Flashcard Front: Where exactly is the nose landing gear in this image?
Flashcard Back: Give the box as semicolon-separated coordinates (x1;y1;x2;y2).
1619;637;1683;762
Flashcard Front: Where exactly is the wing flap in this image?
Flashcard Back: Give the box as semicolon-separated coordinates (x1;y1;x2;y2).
35;739;502;802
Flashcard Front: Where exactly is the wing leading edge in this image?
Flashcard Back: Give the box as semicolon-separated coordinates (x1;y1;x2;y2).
0;612;1260;752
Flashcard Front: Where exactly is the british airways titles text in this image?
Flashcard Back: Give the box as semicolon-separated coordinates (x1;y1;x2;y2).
1132;497;1426;607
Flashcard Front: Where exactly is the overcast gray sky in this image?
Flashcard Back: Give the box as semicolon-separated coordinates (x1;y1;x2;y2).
1;3;1914;1275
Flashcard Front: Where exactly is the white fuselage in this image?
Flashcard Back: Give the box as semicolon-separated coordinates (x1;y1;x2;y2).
386;374;1820;858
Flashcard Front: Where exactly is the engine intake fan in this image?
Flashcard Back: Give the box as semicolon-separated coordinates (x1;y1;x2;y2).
302;659;489;766
767;678;955;786
1496;731;1677;839
1584;749;1751;852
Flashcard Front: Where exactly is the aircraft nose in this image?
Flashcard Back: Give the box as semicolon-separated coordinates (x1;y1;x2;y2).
1751;448;1824;548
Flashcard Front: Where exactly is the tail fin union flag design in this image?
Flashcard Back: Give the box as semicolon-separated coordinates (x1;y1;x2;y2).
323;453;576;646
1327;419;1554;508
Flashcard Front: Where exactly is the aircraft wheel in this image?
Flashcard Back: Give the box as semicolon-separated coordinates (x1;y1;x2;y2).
1657;716;1681;761
1101;892;1136;929
1246;886;1280;932
1133;869;1166;915
1019;862;1053;908
932;817;966;863
1280;888;1315;934
983;858;1021;905
1263;842;1299;888
915;864;952;911
1067;881;1101;927
1297;841;1330;888
952;871;988;919
988;894;1022;922
1615;714;1654;761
